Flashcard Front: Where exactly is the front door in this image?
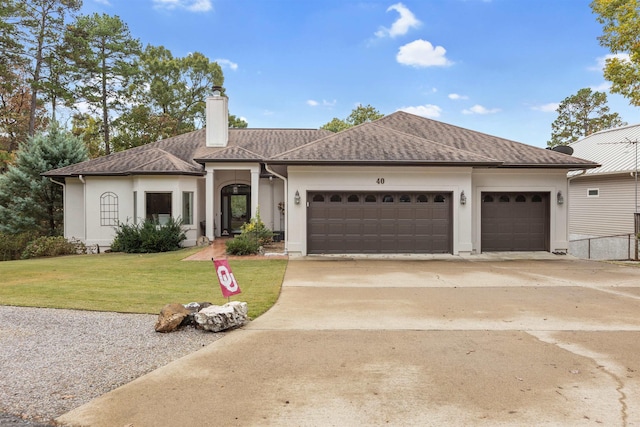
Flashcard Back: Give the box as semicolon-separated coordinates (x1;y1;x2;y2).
221;184;250;235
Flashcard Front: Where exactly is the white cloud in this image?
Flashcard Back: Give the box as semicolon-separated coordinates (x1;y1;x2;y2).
591;82;611;91
397;39;452;67
399;104;442;118
375;3;421;38
153;0;212;12
94;0;111;5
590;53;630;71
462;104;500;115
216;59;238;71
531;103;559;113
448;93;468;100
307;99;336;107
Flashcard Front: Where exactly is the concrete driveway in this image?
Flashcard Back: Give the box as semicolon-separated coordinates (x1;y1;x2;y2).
58;257;640;426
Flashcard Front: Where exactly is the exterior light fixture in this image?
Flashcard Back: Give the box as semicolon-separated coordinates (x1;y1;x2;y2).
557;190;564;205
460;190;466;205
294;190;301;205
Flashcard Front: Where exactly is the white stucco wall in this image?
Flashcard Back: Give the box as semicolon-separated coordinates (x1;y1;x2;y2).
286;166;473;256
471;169;569;253
84;177;133;247
75;175;203;248
63;178;85;241
259;177;285;232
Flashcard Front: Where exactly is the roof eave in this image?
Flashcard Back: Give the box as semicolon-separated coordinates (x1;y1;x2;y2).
496;163;601;169
194;157;262;164
265;160;504;167
41;171;206;178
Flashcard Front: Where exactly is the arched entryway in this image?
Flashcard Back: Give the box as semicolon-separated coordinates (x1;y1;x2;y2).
221;184;251;235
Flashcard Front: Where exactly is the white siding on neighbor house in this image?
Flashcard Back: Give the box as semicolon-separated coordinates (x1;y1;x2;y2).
569;174;637;238
286;166;473;256
472;169;569;253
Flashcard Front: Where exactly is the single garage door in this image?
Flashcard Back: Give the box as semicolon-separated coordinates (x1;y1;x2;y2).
481;192;549;252
307;192;452;254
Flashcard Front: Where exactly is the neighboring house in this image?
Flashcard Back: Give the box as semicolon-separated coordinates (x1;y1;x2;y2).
568;124;640;258
44;91;598;256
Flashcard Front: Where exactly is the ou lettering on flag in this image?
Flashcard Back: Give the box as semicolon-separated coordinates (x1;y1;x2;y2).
213;259;242;298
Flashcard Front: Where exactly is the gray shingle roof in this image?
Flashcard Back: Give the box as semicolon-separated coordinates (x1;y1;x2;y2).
44;111;598;178
370;112;598;168
271;122;501;165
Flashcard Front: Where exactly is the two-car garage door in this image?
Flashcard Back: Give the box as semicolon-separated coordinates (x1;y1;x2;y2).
307;192;452;254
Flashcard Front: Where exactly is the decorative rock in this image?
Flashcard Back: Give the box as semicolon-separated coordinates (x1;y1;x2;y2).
182;302;213;326
154;303;190;333
194;301;248;332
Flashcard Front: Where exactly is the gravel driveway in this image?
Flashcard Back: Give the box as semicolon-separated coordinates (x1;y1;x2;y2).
0;306;223;425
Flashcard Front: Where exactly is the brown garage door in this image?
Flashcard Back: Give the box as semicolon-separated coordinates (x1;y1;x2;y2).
307;192;452;254
481;192;549;252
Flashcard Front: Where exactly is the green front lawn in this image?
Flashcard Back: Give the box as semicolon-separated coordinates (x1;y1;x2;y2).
0;248;287;319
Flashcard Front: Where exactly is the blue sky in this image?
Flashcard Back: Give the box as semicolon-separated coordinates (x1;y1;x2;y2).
82;0;639;148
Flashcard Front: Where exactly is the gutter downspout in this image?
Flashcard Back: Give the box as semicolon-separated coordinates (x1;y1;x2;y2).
265;164;288;254
78;175;87;244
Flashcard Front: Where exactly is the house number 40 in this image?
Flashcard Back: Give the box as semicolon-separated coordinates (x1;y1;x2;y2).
376;178;385;184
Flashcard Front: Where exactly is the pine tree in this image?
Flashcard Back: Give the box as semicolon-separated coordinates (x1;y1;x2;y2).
0;123;88;235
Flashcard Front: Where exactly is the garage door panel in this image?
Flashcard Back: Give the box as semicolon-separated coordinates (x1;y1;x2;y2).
481;192;549;252
308;192;452;254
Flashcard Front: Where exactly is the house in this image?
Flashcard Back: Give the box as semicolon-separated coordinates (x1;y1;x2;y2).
44;90;598;256
568;124;640;258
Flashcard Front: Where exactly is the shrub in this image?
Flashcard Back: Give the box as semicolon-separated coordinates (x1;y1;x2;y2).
111;218;186;253
21;236;78;259
239;210;273;246
0;231;38;261
225;210;274;255
225;235;261;255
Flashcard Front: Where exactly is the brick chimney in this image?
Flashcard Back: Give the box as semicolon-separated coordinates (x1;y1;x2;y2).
206;86;228;147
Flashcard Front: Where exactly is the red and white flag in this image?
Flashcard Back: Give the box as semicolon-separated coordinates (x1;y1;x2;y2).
212;259;242;298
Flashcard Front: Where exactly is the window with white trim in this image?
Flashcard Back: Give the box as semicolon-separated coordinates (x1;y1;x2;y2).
100;192;119;226
133;191;137;224
182;192;193;225
587;188;599;197
146;192;172;225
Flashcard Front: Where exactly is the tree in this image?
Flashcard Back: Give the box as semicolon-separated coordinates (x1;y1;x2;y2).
13;0;81;135
229;114;248;128
70;112;103;158
320;117;350;133
591;0;640;106
111;45;242;149
134;46;224;132
64;13;141;155
0;66;46;155
321;104;384;132
0;0;25;79
0;123;88;236
548;88;626;147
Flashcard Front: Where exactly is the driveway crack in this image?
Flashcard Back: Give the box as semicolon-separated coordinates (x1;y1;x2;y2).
527;331;628;426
